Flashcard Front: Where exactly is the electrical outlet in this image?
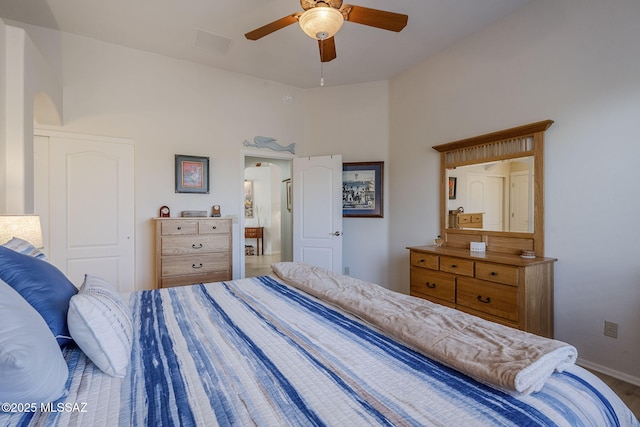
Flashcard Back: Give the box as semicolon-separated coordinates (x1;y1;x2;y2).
344;266;350;275
604;321;618;338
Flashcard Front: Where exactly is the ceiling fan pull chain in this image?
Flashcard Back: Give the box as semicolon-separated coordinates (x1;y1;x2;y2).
320;42;325;86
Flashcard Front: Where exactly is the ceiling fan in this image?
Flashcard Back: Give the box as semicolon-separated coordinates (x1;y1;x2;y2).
244;0;408;63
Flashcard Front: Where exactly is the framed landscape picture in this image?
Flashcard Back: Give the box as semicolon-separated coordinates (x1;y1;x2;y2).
342;162;384;218
175;154;209;194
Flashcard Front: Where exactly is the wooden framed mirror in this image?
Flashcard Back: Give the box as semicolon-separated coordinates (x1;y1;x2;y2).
432;120;553;257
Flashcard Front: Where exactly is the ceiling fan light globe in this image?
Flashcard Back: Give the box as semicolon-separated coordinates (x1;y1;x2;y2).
299;7;344;40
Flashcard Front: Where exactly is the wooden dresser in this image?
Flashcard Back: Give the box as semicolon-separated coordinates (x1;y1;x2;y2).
448;212;483;229
154;217;232;288
407;245;556;338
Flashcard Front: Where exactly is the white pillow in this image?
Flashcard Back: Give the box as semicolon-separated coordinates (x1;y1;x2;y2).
67;275;133;378
2;236;47;260
0;279;68;403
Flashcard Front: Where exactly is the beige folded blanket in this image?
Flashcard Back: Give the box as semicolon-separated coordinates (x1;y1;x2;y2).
271;262;577;395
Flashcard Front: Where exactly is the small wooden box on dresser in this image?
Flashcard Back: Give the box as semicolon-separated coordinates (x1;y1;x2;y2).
407;245;557;338
154;217;232;289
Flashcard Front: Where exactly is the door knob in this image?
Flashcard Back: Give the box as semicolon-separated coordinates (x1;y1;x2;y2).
331;231;343;236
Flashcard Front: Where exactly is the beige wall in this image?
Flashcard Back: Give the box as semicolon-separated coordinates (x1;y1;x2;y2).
1;22;62;214
41;28;309;286
389;0;640;383
305;81;390;285
5;22;391;292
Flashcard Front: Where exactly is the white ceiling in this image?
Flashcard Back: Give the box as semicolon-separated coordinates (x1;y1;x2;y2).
0;0;530;88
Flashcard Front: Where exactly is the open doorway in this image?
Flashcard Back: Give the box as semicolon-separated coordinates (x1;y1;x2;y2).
243;156;292;277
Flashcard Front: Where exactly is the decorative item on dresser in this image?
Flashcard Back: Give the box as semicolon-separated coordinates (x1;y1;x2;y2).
154;217;232;288
244;227;264;256
407;245;556;338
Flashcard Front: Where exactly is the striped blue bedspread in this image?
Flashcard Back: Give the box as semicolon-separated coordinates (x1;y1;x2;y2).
4;275;638;426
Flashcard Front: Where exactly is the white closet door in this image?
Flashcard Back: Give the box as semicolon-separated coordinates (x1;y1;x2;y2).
35;131;135;292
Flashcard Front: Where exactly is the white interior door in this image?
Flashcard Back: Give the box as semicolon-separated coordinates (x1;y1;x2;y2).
35;131;135;292
484;176;504;231
467;174;504;231
292;155;342;273
510;172;531;232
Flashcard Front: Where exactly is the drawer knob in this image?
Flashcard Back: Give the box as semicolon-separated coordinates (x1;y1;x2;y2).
177;226;182;230
192;243;203;249
419;259;425;263
450;264;457;268
477;295;491;304
192;263;203;269
212;226;217;229
491;271;497;276
425;282;436;289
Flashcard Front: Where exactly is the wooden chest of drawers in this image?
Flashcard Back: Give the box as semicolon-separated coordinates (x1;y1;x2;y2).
448;212;483;229
155;218;232;288
407;245;556;338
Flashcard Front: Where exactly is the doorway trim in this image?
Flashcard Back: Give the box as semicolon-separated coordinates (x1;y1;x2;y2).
240;148;294;278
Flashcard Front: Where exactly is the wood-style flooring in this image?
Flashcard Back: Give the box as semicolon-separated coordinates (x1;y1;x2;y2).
244;255;640;420
245;253;280;278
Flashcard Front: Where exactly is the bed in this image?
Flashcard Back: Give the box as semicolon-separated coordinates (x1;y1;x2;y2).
1;256;638;426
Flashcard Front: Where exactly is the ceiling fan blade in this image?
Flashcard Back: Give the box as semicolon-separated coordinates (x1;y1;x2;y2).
318;37;337;62
244;13;301;40
342;5;408;32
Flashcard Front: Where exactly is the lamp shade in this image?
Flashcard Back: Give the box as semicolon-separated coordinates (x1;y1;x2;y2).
299;6;344;40
0;215;44;248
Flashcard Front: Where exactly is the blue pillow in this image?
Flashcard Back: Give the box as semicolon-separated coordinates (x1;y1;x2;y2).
0;246;78;346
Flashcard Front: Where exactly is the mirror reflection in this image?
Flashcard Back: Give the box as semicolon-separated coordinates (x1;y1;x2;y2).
446;156;534;232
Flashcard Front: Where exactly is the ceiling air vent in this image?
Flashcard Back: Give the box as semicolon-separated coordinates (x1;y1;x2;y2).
194;29;232;56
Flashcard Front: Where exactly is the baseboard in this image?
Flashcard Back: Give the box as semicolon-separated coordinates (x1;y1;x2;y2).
577;358;640;387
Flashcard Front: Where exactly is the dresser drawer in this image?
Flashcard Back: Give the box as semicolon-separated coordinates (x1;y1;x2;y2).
410;267;455;303
161;253;230;277
161;235;229;255
160;271;231;288
439;256;474;277
410;252;439;270
407;245;556;337
475;262;519;286
457;277;518;322
458;215;471;225
199;220;231;234
161;221;198;235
